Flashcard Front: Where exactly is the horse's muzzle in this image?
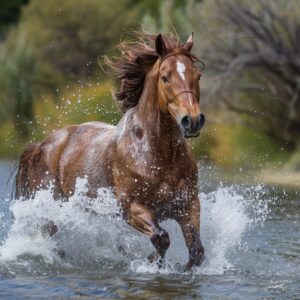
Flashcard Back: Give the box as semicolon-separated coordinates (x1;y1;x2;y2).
180;113;205;138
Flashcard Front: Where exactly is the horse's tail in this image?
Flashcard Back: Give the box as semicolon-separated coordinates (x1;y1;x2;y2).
15;143;39;199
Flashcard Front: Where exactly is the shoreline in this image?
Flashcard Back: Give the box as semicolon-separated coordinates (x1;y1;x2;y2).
259;170;300;191
209;166;300;192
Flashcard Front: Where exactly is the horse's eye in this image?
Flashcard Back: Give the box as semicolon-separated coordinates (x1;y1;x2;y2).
197;73;201;81
161;76;169;83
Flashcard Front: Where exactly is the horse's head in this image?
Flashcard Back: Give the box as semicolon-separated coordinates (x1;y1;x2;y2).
156;34;205;138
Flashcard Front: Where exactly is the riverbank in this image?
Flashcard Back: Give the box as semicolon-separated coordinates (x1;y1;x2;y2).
196;160;299;192
259;170;300;191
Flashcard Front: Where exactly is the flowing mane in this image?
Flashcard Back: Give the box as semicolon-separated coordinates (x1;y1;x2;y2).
106;32;201;113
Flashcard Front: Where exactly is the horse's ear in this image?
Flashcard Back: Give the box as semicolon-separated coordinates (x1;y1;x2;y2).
183;32;193;52
155;34;168;57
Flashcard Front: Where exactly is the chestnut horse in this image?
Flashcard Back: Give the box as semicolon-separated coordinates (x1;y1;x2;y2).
15;33;205;269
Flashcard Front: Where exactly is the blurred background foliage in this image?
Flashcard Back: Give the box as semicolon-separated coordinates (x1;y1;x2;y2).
0;0;299;183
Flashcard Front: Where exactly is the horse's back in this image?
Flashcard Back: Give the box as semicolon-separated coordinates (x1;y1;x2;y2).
58;122;116;194
16;121;116;198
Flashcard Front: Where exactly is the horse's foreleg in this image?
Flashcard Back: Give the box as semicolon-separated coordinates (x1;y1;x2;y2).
127;202;170;262
177;196;205;269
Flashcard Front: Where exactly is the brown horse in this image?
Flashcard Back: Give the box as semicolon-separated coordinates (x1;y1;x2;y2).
15;32;205;269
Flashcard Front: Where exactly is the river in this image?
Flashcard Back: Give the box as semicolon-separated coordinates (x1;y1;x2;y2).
0;161;299;299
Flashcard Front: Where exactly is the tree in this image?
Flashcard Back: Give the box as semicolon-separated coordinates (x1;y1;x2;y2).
0;0;141;137
193;0;300;148
141;0;200;38
0;0;29;37
13;0;140;81
0;34;40;137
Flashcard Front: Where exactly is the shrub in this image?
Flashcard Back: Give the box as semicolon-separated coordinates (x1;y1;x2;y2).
15;0;140;81
0;33;40;137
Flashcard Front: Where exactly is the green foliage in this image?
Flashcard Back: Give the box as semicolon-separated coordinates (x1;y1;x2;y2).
285;147;300;172
0;0;139;138
0;33;40;137
14;0;140;81
0;81;121;158
141;0;198;38
46;81;122;128
0;0;29;35
138;0;201;17
189;122;289;169
0;47;13;122
192;0;300;147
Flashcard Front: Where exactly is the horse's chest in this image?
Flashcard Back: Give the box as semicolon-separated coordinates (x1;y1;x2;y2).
134;162;191;202
155;177;188;202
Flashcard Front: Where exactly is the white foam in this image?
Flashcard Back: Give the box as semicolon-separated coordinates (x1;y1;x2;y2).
0;179;270;275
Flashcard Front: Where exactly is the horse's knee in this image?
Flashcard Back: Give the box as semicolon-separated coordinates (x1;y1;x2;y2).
150;229;170;256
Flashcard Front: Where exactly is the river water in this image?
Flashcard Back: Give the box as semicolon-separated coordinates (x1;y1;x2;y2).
0;161;299;299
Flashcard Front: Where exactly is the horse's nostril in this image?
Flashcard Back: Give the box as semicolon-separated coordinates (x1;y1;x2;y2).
199;113;205;128
181;115;192;130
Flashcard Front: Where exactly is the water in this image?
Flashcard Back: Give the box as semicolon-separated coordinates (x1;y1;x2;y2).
0;161;299;299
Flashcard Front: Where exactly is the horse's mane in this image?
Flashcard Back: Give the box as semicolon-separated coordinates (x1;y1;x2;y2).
106;31;200;113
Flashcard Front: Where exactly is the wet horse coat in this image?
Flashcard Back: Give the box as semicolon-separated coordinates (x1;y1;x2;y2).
16;33;205;268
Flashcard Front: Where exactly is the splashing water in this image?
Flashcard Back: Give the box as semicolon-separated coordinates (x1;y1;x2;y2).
0;178;270;277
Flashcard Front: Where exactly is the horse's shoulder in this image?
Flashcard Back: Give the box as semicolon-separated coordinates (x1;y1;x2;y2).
80;121;115;130
41;127;72;148
46;122;114;143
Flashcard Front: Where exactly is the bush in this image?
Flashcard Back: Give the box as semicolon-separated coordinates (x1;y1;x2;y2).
192;0;300;148
0;81;121;158
0;33;41;137
0;0;140;139
14;0;140;81
189;120;289;169
141;0;197;38
0;0;29;36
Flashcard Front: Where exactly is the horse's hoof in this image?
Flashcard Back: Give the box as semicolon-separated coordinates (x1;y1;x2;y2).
186;252;205;270
186;261;193;271
54;248;65;259
147;251;159;263
157;257;165;269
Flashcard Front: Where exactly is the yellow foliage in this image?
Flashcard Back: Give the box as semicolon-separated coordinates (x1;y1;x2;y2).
0;81;121;158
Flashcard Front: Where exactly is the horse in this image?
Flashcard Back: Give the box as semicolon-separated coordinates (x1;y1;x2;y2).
15;32;206;269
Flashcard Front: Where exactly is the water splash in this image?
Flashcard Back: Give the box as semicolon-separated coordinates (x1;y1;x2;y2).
0;179;270;276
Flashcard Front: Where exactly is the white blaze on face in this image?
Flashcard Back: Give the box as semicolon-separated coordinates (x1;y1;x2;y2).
176;61;186;81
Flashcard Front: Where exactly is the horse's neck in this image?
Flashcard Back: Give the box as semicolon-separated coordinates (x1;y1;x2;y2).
135;71;184;160
156;112;184;161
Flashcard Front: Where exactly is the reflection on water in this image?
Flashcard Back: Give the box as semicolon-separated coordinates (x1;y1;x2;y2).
0;162;299;299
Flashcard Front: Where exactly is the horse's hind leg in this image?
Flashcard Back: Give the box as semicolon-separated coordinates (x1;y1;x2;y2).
127;203;170;263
